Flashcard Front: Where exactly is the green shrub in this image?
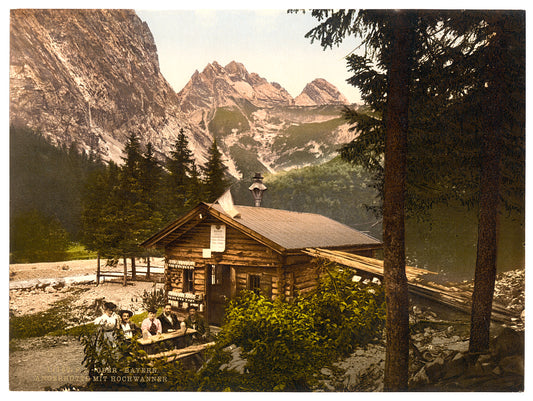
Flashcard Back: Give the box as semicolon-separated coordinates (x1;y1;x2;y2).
141;288;166;312
195;262;386;391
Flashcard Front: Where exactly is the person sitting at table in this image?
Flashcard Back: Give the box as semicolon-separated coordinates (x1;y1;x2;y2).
158;303;182;333
184;305;209;341
118;309;140;340
141;308;162;337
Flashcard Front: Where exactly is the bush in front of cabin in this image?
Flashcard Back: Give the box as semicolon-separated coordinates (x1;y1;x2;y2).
141;288;167;312
79;325;195;391
196;263;386;391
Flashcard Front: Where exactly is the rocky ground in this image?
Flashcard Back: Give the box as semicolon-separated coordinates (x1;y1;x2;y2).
8;261;525;392
9;258;165;318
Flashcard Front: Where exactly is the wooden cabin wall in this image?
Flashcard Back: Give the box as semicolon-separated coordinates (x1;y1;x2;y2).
165;218;281;267
290;262;321;296
164;218;283;299
161;215;381;309
165;264;207;294
234;265;280;299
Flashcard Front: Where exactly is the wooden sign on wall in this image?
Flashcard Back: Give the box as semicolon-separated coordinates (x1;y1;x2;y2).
210;224;226;252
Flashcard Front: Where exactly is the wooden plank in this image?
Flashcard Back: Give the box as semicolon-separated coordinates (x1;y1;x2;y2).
304;247;519;324
137;329;197;345
147;342;215;362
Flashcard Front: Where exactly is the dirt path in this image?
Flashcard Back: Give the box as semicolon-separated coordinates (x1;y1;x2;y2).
9;259;166;391
10;259;100;281
9;257;165;282
9;336;88;391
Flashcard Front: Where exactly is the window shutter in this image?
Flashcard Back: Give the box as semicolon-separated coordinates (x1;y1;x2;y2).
260;274;272;299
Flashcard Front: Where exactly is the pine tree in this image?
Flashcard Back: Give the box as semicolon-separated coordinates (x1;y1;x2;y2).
139;142;165;233
165;128;196;217
81;162;124;257
185;161;204;208
202;139;229;202
305;10;418;390
306;10;525;359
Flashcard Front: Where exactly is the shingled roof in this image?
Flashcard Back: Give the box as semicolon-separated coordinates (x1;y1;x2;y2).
142;202;382;253
210;203;381;250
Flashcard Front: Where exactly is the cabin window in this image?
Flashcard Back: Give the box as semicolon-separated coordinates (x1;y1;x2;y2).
183;269;194;293
248;274;261;295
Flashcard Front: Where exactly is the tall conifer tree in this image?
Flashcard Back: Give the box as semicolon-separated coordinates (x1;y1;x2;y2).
165;128;195;217
202;139;229;202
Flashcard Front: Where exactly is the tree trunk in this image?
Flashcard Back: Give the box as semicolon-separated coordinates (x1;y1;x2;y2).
96;252;101;285
382;10;414;391
469;130;501;352
123;256;128;286
146;256;151;279
131;257;136;280
469;17;505;353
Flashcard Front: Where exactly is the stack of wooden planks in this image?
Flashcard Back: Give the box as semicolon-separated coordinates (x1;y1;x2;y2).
304;248;518;324
146;342;215;363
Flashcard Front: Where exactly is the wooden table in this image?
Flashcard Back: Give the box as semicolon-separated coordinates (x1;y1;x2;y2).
137;329;197;354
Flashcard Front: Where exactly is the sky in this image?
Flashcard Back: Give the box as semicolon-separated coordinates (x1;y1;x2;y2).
135;9;364;104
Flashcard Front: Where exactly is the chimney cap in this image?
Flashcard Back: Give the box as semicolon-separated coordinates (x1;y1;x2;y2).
249;172;267;206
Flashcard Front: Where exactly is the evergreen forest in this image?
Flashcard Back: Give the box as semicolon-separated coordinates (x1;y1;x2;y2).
9;124;523;280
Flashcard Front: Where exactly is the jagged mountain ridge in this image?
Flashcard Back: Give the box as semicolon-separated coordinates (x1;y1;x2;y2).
10;9;356;180
177;61;355;177
9;9;213;169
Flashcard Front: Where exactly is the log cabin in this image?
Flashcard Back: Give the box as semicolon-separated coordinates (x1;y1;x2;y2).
141;178;382;326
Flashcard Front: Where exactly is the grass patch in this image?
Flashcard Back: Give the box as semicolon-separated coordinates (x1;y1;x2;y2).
65;243;97;260
9;288;89;340
10;299;74;340
271;117;345;153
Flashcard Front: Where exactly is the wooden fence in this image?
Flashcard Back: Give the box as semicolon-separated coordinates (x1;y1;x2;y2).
96;256;165;285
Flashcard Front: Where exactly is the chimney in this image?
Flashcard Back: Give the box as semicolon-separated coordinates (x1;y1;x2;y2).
249;172;267;207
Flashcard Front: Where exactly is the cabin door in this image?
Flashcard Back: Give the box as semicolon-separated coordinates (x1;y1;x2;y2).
207;264;232;326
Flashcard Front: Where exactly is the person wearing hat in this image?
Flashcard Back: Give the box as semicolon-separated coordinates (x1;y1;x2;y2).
94;301;119;344
118;309;140;339
141;308;162;337
184;305;209;341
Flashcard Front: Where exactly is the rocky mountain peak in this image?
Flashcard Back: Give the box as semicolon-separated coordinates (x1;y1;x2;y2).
10;9;212;166
294;78;350;106
177;60;294;112
225;60;249;79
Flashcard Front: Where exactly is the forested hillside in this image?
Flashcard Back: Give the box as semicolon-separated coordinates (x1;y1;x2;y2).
10;126;105;261
10;126;104;239
10;126;523;278
234;158;524;280
234;157;382;240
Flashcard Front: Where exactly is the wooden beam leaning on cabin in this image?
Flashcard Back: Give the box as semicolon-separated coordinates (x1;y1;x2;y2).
303;248;517;324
